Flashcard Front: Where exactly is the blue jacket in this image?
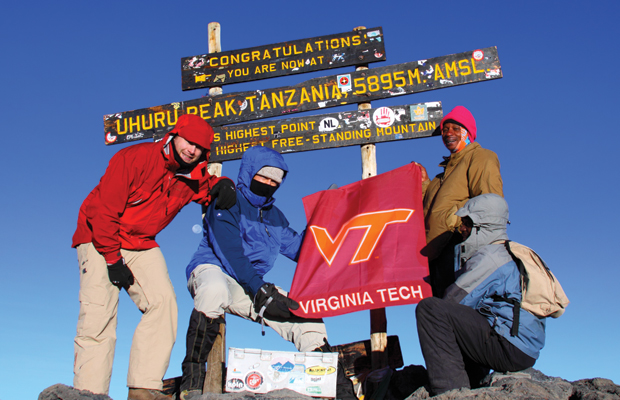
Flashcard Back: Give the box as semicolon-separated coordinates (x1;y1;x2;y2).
186;146;303;296
444;194;546;359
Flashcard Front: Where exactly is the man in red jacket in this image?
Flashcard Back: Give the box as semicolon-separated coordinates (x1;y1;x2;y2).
72;114;236;400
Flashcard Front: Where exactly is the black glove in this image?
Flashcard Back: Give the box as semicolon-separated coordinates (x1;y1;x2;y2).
107;258;135;291
254;283;300;320
210;178;236;209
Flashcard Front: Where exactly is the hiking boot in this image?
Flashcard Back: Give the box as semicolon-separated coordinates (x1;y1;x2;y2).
179;389;202;400
180;309;221;393
127;388;171;400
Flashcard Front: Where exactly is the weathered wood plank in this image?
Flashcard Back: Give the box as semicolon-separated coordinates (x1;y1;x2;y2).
104;47;500;145
181;27;385;90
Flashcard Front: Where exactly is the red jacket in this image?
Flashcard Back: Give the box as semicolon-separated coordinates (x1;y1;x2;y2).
72;134;222;263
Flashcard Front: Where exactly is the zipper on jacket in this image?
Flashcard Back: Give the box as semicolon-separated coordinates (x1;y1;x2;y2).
165;176;172;216
260;209;270;237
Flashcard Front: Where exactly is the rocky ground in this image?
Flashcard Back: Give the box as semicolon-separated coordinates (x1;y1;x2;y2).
39;367;620;400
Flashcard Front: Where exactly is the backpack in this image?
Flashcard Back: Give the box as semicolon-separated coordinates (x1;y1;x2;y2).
493;240;570;336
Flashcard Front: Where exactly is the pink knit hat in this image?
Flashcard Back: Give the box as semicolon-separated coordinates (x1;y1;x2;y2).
440;106;477;142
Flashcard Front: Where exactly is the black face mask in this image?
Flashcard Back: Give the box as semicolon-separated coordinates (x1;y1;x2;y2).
250;179;278;199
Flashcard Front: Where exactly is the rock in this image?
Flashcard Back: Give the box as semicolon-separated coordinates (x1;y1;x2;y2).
38;384;112;400
402;368;619;400
38;369;620;400
187;389;315;400
37;385;314;400
570;378;620;399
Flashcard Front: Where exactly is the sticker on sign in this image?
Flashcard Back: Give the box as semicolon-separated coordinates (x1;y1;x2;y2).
225;347;338;397
373;107;396;128
337;74;352;92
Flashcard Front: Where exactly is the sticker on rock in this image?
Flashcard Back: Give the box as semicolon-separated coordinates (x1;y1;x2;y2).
287;364;307;385
245;371;263;390
269;358;295;382
306;386;323;395
226;378;244;391
307;374;326;384
305;365;336;375
271;359;295;373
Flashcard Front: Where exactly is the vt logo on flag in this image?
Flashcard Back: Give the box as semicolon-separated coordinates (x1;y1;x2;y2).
310;209;414;266
289;163;431;318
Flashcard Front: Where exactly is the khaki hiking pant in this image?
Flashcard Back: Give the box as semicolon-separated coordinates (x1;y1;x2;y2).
74;243;178;394
188;263;327;352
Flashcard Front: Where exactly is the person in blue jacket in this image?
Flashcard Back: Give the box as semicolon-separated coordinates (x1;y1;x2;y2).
416;193;546;396
179;146;355;400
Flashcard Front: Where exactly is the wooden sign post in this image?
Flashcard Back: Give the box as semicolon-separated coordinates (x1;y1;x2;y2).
353;25;388;372
203;22;226;395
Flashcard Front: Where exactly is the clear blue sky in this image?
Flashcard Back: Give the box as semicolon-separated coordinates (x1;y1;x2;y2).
1;1;618;399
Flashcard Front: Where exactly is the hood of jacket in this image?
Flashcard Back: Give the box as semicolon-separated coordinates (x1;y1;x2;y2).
238;146;289;208
161;133;211;180
456;193;509;261
168;113;215;151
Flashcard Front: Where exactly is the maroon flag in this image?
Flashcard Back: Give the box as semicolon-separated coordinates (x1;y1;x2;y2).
289;163;431;318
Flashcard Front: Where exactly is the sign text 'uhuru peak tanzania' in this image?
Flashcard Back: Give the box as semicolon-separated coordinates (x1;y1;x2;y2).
104;47;501;145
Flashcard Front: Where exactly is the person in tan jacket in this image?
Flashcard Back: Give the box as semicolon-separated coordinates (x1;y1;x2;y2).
415;106;503;297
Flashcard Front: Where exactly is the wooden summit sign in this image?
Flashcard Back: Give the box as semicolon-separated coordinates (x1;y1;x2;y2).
181;27;386;90
205;102;442;162
104;47;501;145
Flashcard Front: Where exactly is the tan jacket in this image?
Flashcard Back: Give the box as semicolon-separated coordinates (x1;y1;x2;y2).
422;142;503;261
